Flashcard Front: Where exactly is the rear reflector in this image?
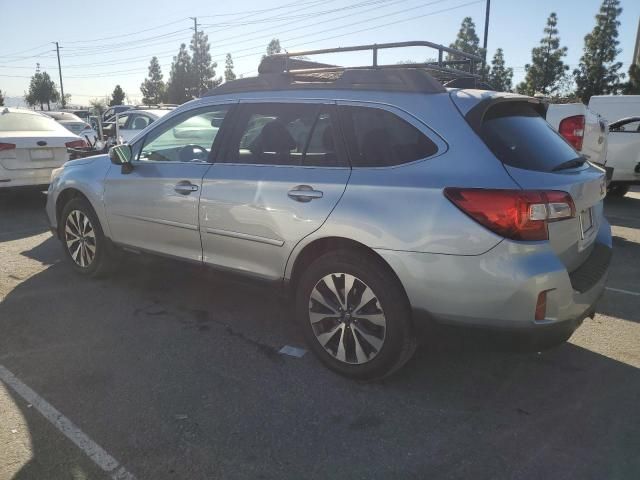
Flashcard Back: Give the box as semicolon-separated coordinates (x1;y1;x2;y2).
559;115;585;151
65;139;89;149
0;143;16;151
535;291;547;321
444;188;575;241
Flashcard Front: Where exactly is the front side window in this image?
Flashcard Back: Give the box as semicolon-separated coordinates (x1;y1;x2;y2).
227;103;345;167
138;106;229;163
339;106;438;167
128;114;152;131
610;118;640;132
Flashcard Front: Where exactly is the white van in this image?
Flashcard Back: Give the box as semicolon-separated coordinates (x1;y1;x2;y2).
589;95;640;196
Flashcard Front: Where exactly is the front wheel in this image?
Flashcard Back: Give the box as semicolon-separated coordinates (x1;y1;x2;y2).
59;197;114;277
295;250;415;380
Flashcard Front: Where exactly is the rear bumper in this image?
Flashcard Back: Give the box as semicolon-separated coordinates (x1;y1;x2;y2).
0;164;53;189
376;218;612;334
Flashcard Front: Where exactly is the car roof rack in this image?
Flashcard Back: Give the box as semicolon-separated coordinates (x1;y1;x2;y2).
205;40;487;97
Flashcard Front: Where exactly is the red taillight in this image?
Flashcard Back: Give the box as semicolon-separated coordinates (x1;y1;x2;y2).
0;143;16;152
444;188;575;241
65;139;88;149
535;291;548;321
559;115;585;151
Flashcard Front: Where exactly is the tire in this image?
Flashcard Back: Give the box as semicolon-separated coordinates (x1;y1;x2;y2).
295;249;416;380
607;184;630;197
59;197;114;277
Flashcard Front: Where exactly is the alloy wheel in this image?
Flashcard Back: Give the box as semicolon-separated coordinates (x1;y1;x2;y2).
308;273;387;364
65;210;96;268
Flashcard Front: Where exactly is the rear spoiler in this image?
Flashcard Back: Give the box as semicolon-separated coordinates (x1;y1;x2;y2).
464;95;548;134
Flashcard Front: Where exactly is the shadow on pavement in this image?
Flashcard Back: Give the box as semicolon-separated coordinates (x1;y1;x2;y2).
0;190;50;242
1;250;639;479
604;195;640;230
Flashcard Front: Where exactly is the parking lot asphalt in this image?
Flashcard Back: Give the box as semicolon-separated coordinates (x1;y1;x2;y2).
0;189;639;480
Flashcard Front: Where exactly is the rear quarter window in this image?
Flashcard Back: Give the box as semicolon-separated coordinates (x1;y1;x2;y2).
339;105;438;167
479;102;579;172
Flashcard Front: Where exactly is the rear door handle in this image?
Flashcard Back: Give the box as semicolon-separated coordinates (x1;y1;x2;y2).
288;185;323;202
174;181;199;195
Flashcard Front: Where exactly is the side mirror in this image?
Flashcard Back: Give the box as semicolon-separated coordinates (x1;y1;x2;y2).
109;144;134;173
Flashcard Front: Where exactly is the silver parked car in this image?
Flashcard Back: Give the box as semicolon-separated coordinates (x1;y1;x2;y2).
46;42;611;379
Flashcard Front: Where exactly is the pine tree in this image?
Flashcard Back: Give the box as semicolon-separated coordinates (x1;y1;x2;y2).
517;13;568;96
140;56;166;104
166;44;193;104
488;48;513;92
109;85;126;106
0;89;4;106
190;31;221;96
447;17;485;74
224;53;236;82
624;63;640;94
574;0;624;102
25;71;60;110
266;38;282;57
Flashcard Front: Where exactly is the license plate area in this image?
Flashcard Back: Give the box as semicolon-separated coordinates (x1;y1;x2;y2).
30;149;53;160
578;207;597;251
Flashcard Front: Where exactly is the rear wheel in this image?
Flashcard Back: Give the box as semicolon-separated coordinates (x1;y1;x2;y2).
607;184;630;197
295;250;415;380
59;197;114;277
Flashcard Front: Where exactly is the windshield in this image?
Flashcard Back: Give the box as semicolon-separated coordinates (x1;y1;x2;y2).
480;102;579;172
0;112;59;132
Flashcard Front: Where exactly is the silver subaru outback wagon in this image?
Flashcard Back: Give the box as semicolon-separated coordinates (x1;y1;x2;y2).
46;42;611;379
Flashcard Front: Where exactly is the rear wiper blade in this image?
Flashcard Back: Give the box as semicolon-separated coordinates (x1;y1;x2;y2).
552;157;586;172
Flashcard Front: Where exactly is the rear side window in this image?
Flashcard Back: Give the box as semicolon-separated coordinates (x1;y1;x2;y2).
339;106;438;167
480;102;579;172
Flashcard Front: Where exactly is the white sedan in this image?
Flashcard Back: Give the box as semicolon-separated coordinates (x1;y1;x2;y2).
606;116;640;197
42;111;99;143
0;108;86;190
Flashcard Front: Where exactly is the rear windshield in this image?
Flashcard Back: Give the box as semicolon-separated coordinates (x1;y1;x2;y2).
0;112;58;131
480;102;579;172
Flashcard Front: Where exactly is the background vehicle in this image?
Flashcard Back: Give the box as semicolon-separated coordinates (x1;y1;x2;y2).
102;105;135;123
546;103;608;167
111;108;173;143
604;116;640;196
0;107;85;190
46;42;611;380
41;111;99;142
588;95;640;196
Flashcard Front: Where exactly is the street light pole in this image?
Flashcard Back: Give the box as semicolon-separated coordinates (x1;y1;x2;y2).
190;17;200;96
481;0;491;79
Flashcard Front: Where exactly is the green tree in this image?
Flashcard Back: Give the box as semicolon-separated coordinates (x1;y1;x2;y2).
0;89;4;106
25;71;60;110
487;48;513;92
266;38;282;57
447;17;485;74
190;31;220;96
574;0;624;102
166;43;193;104
624;63;640;94
109;85;126;106
89;98;107;116
140;56;166;104
224;53;236;82
517;13;568;96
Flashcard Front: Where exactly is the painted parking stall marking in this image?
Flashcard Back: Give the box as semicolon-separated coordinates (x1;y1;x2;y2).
0;365;136;480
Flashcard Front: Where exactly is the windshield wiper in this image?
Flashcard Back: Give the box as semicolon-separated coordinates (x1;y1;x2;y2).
552;157;586;172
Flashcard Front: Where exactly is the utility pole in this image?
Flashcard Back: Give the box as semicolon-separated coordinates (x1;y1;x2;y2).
189;17;200;96
481;0;491;80
54;42;66;108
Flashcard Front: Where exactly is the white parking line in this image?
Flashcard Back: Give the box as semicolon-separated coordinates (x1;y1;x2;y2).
605;287;640;297
0;365;136;480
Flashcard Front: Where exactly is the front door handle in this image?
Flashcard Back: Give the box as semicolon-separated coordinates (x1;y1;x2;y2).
288;185;323;202
174;181;199;195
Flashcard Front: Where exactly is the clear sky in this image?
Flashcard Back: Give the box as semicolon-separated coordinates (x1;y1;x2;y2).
1;0;639;106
